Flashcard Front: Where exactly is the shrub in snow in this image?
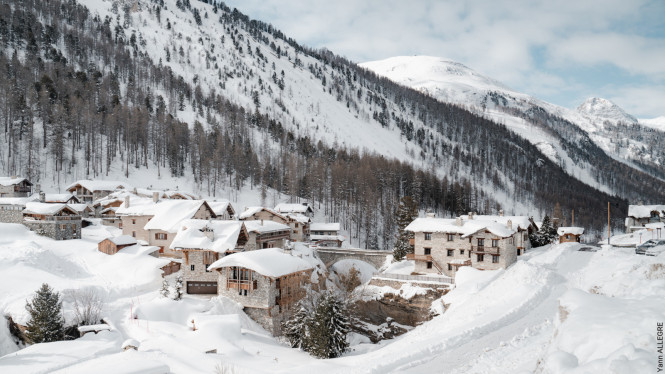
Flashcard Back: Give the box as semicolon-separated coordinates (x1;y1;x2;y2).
66;288;104;326
173;275;183;301
337;266;362;294
393;196;418;261
160;279;170;298
25;283;65;344
283;299;313;351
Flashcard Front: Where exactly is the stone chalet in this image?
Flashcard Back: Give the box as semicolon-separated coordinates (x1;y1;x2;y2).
22;202;81;240
239;207;302;243
557;227;584;243
208;248;314;336
98;235;138;255
0;195;38;224
310;222;343;247
625;204;665;233
207;200;236;220
243;220;291;251
170;219;249;295
0;176;33;197
67;180;131;203
405;213;535;278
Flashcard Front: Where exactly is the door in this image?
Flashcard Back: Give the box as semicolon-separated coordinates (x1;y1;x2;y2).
186;281;218;294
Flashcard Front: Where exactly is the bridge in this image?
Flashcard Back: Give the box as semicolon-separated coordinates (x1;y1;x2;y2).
315;247;391;270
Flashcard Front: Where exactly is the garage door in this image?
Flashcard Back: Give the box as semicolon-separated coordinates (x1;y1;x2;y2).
186;281;218;294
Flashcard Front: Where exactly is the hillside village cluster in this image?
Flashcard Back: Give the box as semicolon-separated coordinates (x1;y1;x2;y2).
1;175;664;336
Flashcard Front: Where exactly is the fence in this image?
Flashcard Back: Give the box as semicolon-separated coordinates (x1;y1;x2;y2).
374;272;453;284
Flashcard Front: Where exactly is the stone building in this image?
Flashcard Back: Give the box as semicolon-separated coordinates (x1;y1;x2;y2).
310;222;343;247
0;176;33;197
207;200;236;220
274;203;314;218
625;204;665;233
208;248;314;335
243;220;291;251
0;196;38;223
22;202;81;240
240;207;305;242
405;213;534;278
66;180;131;203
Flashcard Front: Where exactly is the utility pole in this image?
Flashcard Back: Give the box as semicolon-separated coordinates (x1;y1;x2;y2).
572;209;574;226
607;202;610;245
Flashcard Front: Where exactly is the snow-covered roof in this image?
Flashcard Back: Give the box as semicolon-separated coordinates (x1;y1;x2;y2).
285;213;310;224
274;203;313;214
0;195;38;206
170;219;245;252
66;180;131;193
68;203;92;213
645;222;665;230
311;234;344;242
105;235;137;246
238;206;286;221
628;204;665;218
459;215;533;231
310;222;341;231
44;193;78;203
113;195;157;215
243;220;290;234
23;202;77;216
0;176;31;186
208;248;313;277
405;217;517;238
143;200;214;233
207;200;235;216
121;339;140;349
557;227;584;236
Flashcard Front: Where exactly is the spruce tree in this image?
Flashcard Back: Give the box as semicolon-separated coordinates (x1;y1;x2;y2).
529;215;558;247
308;292;349;359
283;299;312;350
393;196;418;261
173;275;183;300
160;279;170;298
25;283;65;344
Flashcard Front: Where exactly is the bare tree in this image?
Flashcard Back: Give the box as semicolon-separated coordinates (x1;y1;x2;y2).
65;289;105;326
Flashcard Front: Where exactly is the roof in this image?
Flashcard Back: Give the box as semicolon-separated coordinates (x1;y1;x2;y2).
405;217;517;238
121;339;140;349
628;204;665;218
285;213;310;224
557;227;584;236
274;203;313;214
243;220;290;234
170;219;246;252
104;235;137;246
68;203;92;213
208;248;313;277
44;193;78;203
143;200;215;233
66;180;131;193
311;234;344;242
23;202;77;216
0;176;31;186
459;214;533;231
310;222;340;231
238;206;287;221
207;200;235;216
0;195;39;206
645;222;665;230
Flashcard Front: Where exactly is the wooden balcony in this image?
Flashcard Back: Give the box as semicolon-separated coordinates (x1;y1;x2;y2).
226;279;257;290
406;253;443;274
408;238;415;246
470;246;500;255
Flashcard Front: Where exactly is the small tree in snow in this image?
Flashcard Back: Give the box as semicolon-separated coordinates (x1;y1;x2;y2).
308;292;349;359
172;275;183;300
393;196;418;261
160;279;170;298
67;289;104;326
530;215;558;247
283;299;313;350
25;283;65;344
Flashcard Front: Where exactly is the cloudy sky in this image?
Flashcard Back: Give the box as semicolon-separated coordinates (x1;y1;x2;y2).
224;0;665;118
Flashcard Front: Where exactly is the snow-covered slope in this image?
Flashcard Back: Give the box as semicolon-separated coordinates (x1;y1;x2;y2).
576;97;638;124
640;116;665;132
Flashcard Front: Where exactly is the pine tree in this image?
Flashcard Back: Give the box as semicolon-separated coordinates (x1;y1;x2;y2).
529;215;558;247
393;196;418;261
160;279;170;298
283;299;312;350
308;292;349;359
173;275;183;300
25;283;65;344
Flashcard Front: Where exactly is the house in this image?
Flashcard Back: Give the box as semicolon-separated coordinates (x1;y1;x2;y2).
625;204;665;233
98;235;138;255
0;195;38;224
310;222;343;247
243;220;291;251
240;207;303;243
283;213;311;242
44;193;79;204
274;203;314;218
170;220;248;294
116;197;217;257
405;213;532;278
208;248;314;335
557;227;584;243
66;180;131;203
207;200;236;220
0;176;32;197
135;188;198;200
22;202;81;240
69;203;94;218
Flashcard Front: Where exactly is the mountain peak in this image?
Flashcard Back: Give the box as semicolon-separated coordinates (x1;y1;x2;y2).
576;97;637;124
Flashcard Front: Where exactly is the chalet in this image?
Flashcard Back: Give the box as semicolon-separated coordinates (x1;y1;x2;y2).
98;235;138;255
69;203;94;219
625;204;665;233
116;197;217;257
243;220;291;251
0;176;32;197
135;188;198;200
207;200;236;220
310;222;343;247
240;207;303;243
0;195;38;224
274;203;314;218
170;220;248;294
283;213;311;242
405;213;534;278
66;180;131;203
557;227;584;243
22;202;81;240
44;194;79;204
208;248;314;335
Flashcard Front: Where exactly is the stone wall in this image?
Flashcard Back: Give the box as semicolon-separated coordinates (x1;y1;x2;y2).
23;219;81;240
0;207;23;223
121;215;152;242
182;250;220;286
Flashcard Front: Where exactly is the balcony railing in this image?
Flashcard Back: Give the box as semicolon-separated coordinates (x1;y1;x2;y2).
405;253;444;274
226;279;257;290
470;246;500;255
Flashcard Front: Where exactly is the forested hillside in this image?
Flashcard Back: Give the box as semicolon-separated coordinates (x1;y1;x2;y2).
1;0;661;246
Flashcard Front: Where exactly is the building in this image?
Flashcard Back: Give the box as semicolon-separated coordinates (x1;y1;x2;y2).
22;202;81;240
625;204;665;233
44;194;80;204
207;200;236;220
310;222;343;247
0;176;32;197
208;248;314;335
405;213;534;278
98;235;138;255
283;213;310;242
243;220;291;251
170;220;248;294
0;196;38;223
557;227;584;243
239;207;304;243
274;203;314;218
66;180;131;203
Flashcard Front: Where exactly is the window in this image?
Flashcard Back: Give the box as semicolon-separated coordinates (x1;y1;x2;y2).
477;238;485;247
477;254;484;262
524;233;528;241
492;239;499;247
190;264;195;271
424;232;432;240
132;231;136;238
517;249;522;256
460;249;465;255
427;262;433;269
424;247;431;255
447;264;452;271
155;233;167;240
295;223;299;228
492;255;500;263
447;234;454;241
447;249;454;257
132;219;136;225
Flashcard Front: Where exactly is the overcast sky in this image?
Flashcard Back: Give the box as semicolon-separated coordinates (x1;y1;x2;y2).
223;0;665;118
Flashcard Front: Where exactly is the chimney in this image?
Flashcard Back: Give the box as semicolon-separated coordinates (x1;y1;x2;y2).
132;187;137;194
125;195;130;208
35;184;41;195
507;220;513;230
260;219;264;226
426;210;435;218
302;202;308;207
11;175;17;179
499;210;504;217
203;226;214;240
153;192;159;203
456;217;463;226
39;191;45;203
468;212;473;220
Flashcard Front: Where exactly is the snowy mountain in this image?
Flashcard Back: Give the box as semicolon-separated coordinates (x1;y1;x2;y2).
576;97;638;124
640;116;665;132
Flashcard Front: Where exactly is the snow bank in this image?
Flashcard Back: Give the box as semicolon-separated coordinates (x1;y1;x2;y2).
331;259;376;284
382;260;415;275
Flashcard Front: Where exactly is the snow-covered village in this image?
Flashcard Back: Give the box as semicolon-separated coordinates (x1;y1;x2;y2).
1;1;665;373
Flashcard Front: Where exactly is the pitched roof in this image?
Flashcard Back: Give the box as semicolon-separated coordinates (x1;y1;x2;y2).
23;202;78;216
68;203;93;213
238;206;287;221
105;235;138;246
310;222;340;231
557;227;584;236
208;248;313;277
44;193;78;203
274;203;313;214
628;205;665;219
170;220;244;253
405;217;517;238
0;176;31;186
142;200;215;233
207;200;235;216
66;180;131;193
243;220;290;234
0;195;39;206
